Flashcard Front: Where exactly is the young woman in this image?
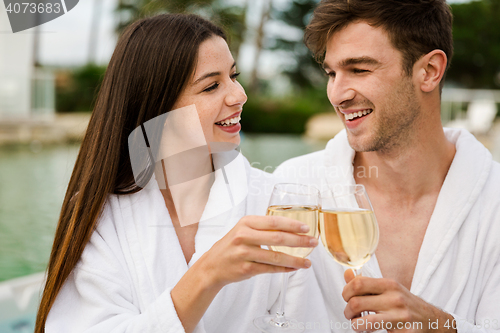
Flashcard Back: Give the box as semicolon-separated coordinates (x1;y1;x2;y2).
35;14;327;333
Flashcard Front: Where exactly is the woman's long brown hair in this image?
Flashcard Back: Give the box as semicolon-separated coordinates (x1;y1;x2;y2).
35;14;226;332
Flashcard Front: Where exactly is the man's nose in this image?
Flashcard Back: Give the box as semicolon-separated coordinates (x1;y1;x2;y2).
327;74;355;108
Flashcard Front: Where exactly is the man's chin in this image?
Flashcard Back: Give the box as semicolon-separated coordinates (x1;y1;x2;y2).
346;133;375;153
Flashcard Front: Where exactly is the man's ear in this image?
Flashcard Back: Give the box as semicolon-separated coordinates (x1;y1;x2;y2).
416;50;447;93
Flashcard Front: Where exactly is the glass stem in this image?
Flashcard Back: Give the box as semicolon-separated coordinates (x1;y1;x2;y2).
275;272;290;323
352;268;369;317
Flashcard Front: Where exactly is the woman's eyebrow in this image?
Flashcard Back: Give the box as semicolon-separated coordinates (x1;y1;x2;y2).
192;62;236;86
193;71;220;85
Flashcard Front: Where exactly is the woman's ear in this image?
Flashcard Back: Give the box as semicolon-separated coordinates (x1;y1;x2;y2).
416;50;447;93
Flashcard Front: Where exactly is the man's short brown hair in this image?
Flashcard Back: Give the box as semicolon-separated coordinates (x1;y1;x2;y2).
304;0;453;78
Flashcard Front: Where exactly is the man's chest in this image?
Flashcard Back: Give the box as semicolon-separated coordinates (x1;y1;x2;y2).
372;197;437;290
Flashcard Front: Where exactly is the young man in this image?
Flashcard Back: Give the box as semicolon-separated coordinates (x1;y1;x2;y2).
275;1;500;332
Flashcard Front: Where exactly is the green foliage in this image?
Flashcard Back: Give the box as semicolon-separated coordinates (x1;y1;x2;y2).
447;0;500;88
56;64;106;112
116;0;213;32
240;88;331;134
115;0;246;57
267;0;324;91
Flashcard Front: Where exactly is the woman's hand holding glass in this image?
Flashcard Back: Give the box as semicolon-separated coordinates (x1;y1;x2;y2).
254;183;320;333
195;214;317;288
172;212;317;333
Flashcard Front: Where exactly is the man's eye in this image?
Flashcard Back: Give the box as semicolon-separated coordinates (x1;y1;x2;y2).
203;83;219;92
325;71;336;78
353;69;369;73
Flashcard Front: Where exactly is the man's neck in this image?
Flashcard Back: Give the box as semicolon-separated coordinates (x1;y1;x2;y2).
353;128;456;204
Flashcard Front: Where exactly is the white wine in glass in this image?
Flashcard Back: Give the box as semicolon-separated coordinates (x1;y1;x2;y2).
268;205;319;258
319;209;378;269
320;185;379;317
254;183;320;333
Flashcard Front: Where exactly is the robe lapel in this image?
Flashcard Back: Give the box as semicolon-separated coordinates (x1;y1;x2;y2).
411;129;492;296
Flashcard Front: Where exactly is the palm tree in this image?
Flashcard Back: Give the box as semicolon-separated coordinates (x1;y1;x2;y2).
88;0;104;64
248;0;272;94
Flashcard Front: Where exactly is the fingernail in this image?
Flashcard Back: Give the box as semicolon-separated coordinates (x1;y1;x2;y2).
309;238;318;246
304;260;311;268
300;224;310;233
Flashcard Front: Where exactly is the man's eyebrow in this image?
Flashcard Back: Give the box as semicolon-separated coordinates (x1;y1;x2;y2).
339;56;380;67
192;62;237;85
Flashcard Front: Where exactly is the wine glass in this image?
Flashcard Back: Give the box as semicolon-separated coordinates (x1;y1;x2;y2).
254;183;320;333
319;184;379;317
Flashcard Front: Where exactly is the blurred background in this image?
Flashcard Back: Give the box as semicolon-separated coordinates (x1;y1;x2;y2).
1;0;500;331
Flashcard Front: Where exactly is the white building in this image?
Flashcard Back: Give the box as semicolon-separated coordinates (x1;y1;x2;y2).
0;5;54;120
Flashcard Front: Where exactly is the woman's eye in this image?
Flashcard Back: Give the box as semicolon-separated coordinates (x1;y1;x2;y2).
231;72;241;80
203;83;219;92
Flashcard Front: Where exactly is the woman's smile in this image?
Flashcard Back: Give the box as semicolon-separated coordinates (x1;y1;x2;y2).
214;111;242;133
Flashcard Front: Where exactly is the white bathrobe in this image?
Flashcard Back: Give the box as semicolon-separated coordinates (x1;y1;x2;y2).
274;128;500;333
46;153;331;333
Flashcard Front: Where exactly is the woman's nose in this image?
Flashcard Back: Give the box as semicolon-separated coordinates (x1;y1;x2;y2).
225;80;247;106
